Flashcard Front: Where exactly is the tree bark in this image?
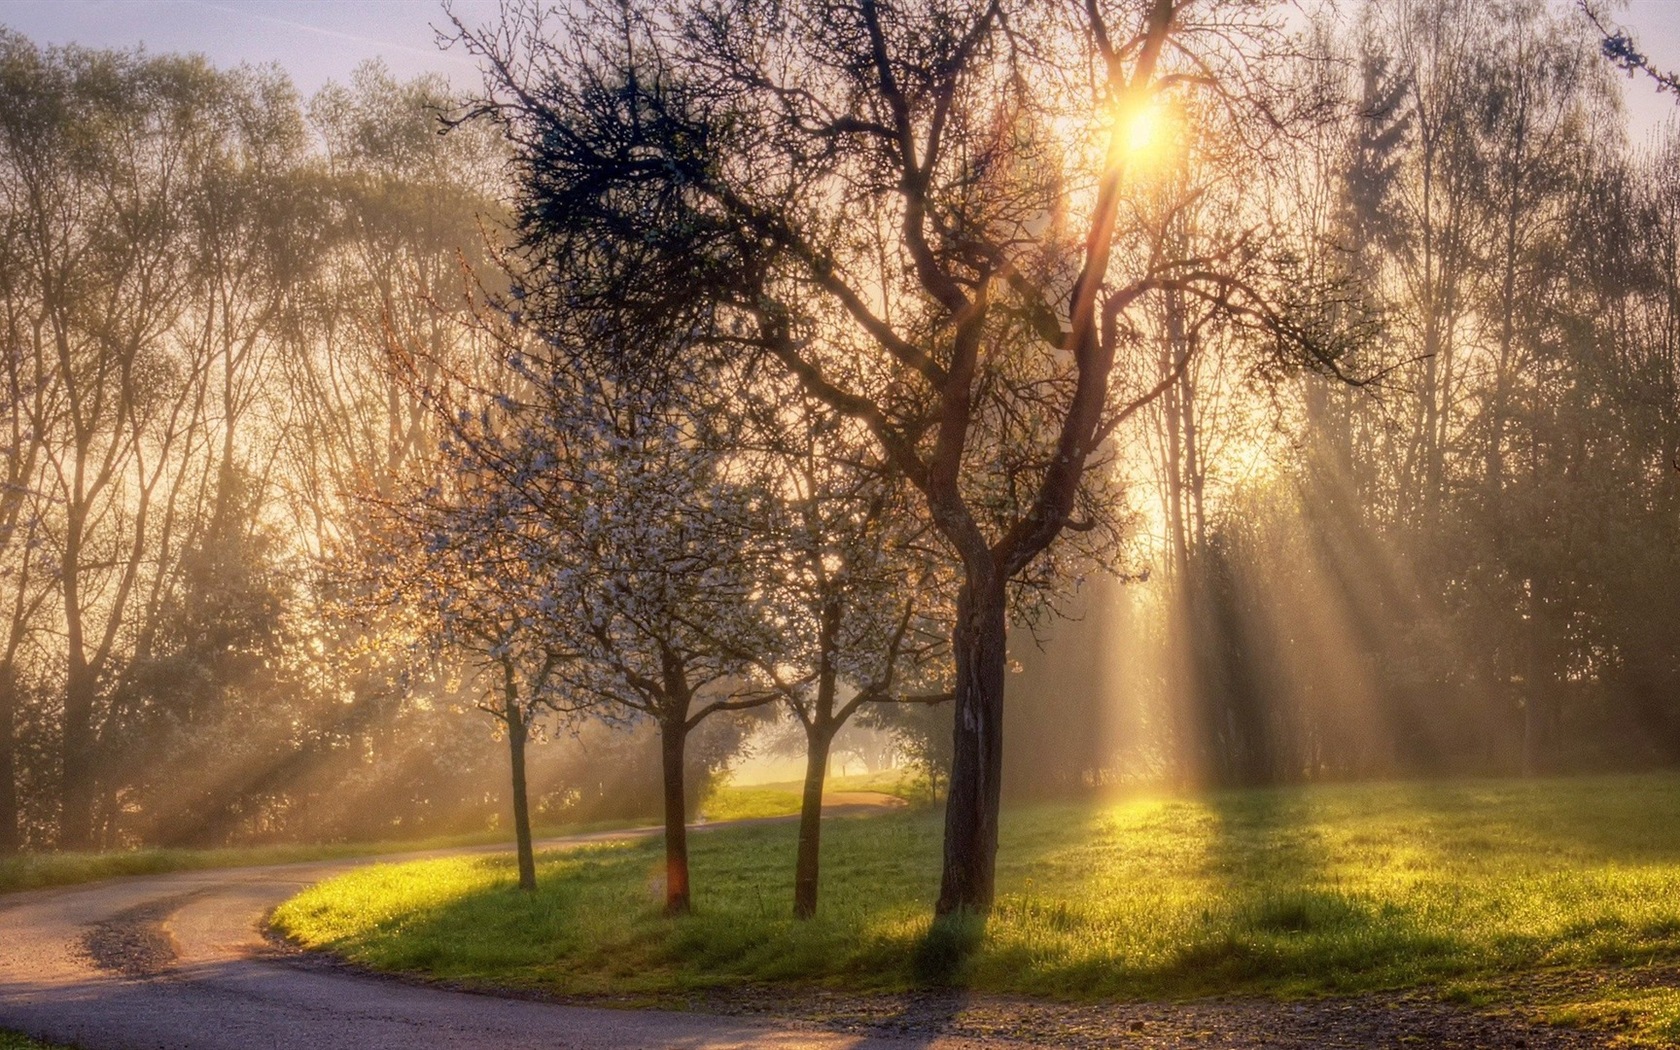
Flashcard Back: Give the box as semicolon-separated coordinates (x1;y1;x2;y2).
0;663;18;854
59;496;97;851
504;670;536;892
936;570;1008;916
61;654;96;851
793;727;833;919
658;720;691;915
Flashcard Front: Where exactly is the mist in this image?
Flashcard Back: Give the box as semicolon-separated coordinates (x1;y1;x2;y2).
0;0;1677;860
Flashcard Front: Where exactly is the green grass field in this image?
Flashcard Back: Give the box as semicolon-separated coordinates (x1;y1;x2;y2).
0;817;649;896
699;769;929;822
272;773;1680;1041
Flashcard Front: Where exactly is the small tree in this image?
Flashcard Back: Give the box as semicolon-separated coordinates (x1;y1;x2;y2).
359;433;568;891
438;342;779;915
734;388;952;918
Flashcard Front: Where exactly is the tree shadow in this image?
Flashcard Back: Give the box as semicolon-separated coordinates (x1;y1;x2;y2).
911;909;985;987
1145;784;1456;995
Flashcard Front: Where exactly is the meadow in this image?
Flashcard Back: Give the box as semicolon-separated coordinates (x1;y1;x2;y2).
273;773;1680;1043
0;770;917;896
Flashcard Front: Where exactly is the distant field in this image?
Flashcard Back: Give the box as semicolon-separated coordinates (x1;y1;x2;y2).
274;773;1680;1043
0;818;646;896
699;768;929;822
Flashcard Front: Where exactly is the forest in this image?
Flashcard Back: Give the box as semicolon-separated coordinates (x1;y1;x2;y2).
0;0;1675;917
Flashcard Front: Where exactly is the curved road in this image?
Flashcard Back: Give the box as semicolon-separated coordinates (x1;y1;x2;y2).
0;814;1008;1050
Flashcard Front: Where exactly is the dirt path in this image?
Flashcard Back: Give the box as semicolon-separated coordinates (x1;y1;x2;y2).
0;825;1623;1050
817;791;909;811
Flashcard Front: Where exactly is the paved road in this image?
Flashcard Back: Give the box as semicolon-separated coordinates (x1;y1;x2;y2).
0;818;1011;1050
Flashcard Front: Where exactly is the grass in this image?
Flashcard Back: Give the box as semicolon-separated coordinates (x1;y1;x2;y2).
0;1032;74;1050
1545;986;1680;1043
271;772;1680;1042
699;769;928;822
0;817;648;896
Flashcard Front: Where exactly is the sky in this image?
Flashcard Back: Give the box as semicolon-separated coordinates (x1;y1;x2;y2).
0;0;500;96
0;0;1676;136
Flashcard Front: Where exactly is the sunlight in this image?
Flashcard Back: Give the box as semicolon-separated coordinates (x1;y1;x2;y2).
1108;96;1176;178
6;1;1680;1041
1126;102;1161;156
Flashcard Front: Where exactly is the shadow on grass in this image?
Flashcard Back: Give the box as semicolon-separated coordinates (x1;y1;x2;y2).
1133;785;1461;995
912;910;985;987
1377;773;1680;867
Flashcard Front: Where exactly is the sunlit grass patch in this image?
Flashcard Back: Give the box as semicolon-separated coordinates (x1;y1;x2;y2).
700;769;927;822
1542;983;1680;1044
273;772;1680;1027
0;1031;75;1050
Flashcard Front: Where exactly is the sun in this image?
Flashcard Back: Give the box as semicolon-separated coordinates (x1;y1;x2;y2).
1126;103;1161;156
1108;97;1176;177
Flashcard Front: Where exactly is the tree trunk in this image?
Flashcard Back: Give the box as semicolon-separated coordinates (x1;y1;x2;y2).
793;727;833;919
504;680;536;891
659;720;691;916
0;664;18;854
936;571;1008;916
61;658;96;851
1522;582;1551;777
59;510;96;852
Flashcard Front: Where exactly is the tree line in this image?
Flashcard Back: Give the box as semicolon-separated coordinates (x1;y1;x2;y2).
0;34;949;882
1006;0;1680;794
0;41;513;852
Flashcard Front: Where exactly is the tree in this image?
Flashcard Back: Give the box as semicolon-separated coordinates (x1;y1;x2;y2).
267;63;512;849
426;329;777;914
733;385;952;917
0;38;272;847
455;0;1348;914
361;403;572;890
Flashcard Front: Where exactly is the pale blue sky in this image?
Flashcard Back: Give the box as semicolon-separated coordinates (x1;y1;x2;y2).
0;0;1675;135
0;0;500;96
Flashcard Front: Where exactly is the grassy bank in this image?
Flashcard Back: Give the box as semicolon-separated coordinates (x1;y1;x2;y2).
0;818;648;896
273;773;1680;1040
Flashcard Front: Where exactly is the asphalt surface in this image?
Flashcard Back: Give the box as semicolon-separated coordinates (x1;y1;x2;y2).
0;806;1039;1050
